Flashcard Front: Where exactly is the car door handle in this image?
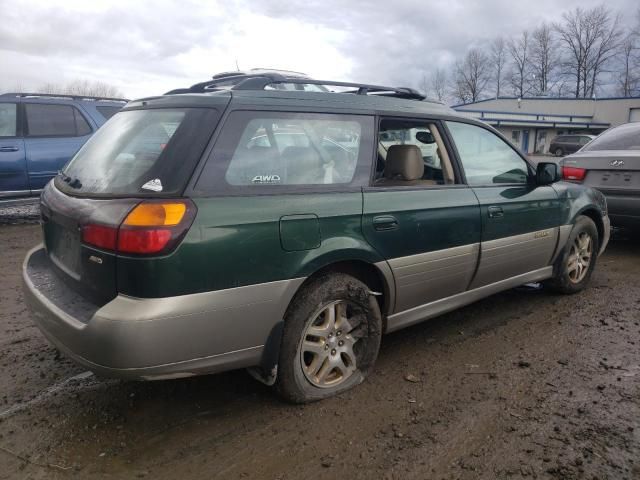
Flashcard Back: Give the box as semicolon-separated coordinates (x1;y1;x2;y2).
488;206;504;218
0;146;19;152
373;215;399;231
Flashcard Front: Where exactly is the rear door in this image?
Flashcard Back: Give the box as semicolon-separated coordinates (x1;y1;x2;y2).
362;117;481;315
0;101;28;195
23;102;93;191
445;121;561;288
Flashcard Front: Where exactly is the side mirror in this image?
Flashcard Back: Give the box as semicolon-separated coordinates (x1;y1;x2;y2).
415;131;435;144
536;162;560;185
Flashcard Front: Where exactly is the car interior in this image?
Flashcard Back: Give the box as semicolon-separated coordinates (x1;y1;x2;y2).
375;119;455;186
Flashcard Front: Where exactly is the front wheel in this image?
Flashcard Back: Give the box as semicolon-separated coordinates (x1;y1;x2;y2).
276;273;382;403
545;216;599;294
554;148;564;157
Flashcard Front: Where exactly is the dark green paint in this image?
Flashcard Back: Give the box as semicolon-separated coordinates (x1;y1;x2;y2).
471;185;562;241
117;193;384;298
362;186;481;257
279;214;321;252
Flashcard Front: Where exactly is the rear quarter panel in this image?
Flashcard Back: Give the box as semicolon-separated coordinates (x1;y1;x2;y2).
116;193;386;298
552;181;607;225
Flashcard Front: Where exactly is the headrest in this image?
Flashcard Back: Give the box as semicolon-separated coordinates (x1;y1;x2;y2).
385;145;424;181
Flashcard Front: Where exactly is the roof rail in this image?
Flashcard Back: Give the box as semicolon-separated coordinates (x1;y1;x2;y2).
165;73;427;101
0;92;129;102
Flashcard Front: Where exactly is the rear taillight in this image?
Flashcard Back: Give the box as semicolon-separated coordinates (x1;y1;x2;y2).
81;200;196;256
82;224;118;251
561;166;587;182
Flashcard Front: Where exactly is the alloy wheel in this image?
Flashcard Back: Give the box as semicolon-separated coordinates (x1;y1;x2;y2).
567;231;593;283
299;300;362;388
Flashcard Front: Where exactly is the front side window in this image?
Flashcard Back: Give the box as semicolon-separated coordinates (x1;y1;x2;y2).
0;103;17;137
195;111;374;193
583;123;640;151
447;121;530;186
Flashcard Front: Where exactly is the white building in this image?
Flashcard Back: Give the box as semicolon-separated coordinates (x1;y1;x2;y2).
453;96;640;154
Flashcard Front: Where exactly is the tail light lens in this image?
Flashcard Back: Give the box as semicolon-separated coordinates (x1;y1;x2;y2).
81;199;196;256
562;166;587;182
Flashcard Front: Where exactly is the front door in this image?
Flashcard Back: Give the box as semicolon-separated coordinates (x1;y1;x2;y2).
445;121;561;288
0;102;28;195
362;118;481;315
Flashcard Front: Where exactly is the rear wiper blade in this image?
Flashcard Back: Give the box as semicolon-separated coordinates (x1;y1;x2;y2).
58;171;82;189
58;171;72;183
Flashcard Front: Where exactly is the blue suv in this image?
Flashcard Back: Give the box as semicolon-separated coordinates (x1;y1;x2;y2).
0;93;126;198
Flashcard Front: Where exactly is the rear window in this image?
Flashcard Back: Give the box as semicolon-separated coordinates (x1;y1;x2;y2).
583;123;640;152
56;108;219;196
0;103;17;137
96;105;122;120
194;111;374;194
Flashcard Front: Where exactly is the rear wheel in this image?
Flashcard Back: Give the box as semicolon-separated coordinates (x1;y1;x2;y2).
554;148;564;157
276;273;382;403
546;216;598;294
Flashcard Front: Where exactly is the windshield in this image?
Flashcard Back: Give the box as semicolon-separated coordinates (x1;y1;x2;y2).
583;123;640;152
56;108;219;196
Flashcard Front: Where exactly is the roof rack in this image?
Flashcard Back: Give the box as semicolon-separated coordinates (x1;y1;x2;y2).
0;92;129;102
165;73;427;101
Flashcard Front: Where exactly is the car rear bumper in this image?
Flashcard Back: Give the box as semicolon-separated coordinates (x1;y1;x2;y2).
604;193;640;228
23;246;303;380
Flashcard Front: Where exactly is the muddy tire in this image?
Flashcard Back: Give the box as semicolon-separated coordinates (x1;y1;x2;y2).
546;215;599;294
276;273;382;403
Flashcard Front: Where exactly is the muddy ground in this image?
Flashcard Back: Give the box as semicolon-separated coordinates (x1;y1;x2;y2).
0;216;638;479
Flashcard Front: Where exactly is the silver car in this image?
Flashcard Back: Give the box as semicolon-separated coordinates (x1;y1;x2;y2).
560;122;640;229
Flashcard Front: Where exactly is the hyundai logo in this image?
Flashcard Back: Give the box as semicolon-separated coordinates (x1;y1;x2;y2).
610;160;625;167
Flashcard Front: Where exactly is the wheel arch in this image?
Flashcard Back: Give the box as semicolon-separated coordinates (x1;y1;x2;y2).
255;256;395;385
576;207;605;249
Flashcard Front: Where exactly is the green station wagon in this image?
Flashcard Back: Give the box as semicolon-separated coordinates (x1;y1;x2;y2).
23;73;610;403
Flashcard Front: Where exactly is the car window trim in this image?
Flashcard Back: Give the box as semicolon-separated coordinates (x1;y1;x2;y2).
441;119;535;188
23;103;95;138
371;116;463;189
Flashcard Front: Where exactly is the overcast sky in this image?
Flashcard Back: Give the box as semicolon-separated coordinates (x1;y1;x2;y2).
0;0;637;99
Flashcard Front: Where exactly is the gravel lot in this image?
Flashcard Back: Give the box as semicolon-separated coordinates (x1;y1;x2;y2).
0;213;638;479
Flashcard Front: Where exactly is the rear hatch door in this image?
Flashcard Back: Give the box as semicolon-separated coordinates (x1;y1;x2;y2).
41;184;136;305
41;100;226;304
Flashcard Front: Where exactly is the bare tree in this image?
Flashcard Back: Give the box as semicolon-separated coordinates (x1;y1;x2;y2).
452;48;491;104
490;36;508;97
530;23;557;95
37;79;125;98
555;6;624;98
617;34;639;96
508;31;531;98
429;68;448;102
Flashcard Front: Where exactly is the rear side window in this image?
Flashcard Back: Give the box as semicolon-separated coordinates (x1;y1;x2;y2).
447;121;529;185
583;123;640;151
195;111;374;194
56;108;219;196
25;104;92;137
96;106;122;120
0;103;17;137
